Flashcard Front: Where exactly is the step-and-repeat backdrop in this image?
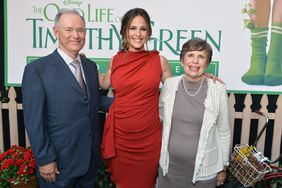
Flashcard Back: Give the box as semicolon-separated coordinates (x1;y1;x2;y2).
5;0;282;94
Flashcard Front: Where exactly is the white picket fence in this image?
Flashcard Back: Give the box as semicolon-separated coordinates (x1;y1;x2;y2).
228;93;282;163
1;87;282;163
0;87;30;150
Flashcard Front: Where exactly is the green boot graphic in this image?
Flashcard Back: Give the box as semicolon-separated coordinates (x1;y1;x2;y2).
264;22;282;86
241;27;268;85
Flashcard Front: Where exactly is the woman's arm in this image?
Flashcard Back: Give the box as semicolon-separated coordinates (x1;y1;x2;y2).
159;86;165;123
160;55;172;83
203;72;224;83
99;57;113;89
159;55;223;84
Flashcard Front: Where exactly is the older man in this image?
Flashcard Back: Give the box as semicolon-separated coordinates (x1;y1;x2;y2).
22;9;112;188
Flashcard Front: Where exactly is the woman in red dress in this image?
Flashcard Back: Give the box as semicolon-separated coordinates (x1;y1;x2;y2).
99;8;172;188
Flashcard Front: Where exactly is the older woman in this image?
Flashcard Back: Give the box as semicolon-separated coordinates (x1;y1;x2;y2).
157;38;231;188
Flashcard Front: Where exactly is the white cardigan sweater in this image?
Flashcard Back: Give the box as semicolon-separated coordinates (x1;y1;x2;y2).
158;75;231;183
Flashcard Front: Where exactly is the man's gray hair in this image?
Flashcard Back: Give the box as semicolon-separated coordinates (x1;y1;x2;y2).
54;8;85;27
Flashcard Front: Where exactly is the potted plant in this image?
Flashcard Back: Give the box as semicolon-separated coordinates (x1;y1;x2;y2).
0;145;38;188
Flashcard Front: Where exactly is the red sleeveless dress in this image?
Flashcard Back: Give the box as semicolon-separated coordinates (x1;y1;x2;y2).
101;50;162;188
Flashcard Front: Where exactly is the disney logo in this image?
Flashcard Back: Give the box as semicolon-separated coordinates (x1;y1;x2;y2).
63;0;82;7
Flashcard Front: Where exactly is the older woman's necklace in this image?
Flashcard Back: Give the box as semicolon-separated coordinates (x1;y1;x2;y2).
182;76;203;97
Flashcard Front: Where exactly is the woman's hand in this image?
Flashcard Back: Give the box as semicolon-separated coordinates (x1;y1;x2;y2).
216;169;227;186
203;72;224;84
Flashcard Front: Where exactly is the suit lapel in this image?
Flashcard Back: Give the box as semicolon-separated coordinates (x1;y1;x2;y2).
51;50;84;94
81;58;95;99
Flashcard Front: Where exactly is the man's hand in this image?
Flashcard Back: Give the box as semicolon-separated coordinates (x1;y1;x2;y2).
39;161;60;183
204;72;224;84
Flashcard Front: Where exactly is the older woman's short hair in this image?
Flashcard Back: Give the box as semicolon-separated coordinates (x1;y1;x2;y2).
180;38;213;64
